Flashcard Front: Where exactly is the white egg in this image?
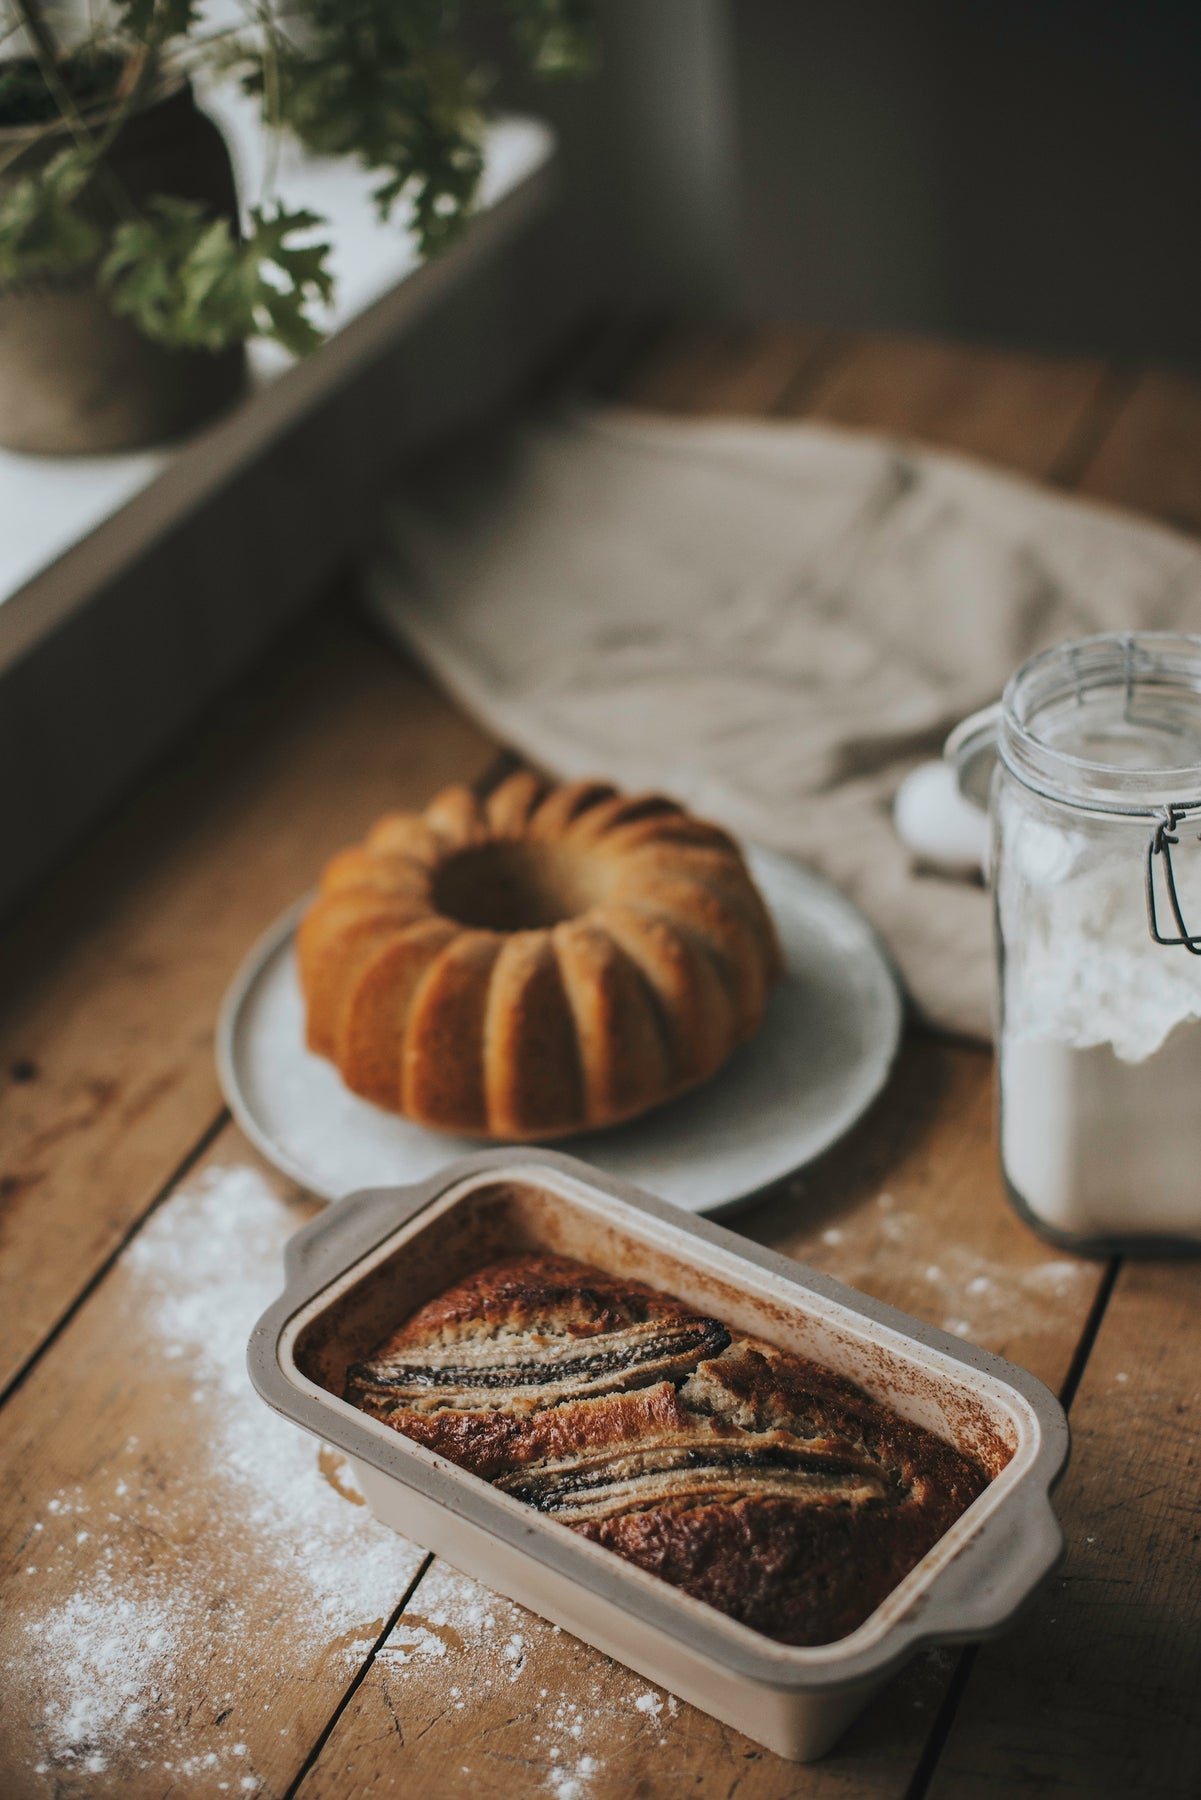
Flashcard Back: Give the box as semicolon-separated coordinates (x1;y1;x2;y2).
893;760;989;877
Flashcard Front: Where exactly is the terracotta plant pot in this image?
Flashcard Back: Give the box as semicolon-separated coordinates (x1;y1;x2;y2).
0;75;247;454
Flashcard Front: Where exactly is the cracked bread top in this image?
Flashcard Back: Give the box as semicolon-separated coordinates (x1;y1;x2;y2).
347;1252;989;1646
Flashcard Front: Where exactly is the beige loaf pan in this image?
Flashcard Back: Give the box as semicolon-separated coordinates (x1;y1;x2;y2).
248;1150;1068;1762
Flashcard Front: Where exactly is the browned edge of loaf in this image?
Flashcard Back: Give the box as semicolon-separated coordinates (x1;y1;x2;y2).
346;1252;991;1647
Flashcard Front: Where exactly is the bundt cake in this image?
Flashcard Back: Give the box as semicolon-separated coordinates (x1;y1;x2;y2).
297;774;783;1139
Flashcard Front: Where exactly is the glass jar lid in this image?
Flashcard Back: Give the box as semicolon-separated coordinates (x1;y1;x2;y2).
945;632;1201;957
998;631;1201;820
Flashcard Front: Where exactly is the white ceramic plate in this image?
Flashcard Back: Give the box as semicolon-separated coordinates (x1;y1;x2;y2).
216;848;903;1215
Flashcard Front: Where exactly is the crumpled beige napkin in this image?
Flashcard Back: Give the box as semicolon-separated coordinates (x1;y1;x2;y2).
368;407;1201;1041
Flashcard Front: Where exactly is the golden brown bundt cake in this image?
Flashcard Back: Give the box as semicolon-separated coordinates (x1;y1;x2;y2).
297;774;783;1139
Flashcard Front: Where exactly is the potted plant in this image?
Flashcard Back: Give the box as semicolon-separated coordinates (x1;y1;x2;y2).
0;0;591;453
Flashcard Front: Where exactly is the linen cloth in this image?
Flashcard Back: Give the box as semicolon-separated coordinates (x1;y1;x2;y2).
368;408;1201;1041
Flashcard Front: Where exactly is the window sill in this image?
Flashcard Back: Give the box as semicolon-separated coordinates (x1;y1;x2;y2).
0;92;557;676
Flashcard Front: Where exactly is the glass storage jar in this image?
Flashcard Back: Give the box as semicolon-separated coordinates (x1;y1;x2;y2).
987;632;1201;1253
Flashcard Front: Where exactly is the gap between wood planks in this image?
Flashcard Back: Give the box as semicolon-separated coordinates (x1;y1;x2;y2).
0;554;513;1395
0;737;518;1414
268;322;1149;1794
0;311;1137;1411
900;1253;1123;1800
0;1108;231;1413
1045;367;1141;491
1;318;1170;1795
281;1554;436;1800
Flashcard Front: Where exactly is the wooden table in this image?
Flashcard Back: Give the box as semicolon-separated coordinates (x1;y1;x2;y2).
2;324;1199;1800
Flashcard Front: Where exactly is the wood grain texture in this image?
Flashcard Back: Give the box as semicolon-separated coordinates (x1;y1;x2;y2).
619;322;1116;482
1075;367;1201;535
926;1261;1201;1800
618;321;832;416
0;1127;433;1800
292;1041;1101;1800
295;1560;965;1800
6;323;1198;1800
0;610;498;1398
792;330;1111;481
865;356;1201;1800
749;1038;1096;1379
290;328;1126;1799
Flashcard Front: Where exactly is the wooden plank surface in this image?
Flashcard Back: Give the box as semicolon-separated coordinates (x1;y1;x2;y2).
289;327;1129;1799
1074;367;1201;534
0;1129;432;1798
790;330;1113;481
926;1260;1201;1800
3;322;1199;1800
292;1040;1101;1800
618;321;836;417
294;1565;964;1800
0;609;498;1399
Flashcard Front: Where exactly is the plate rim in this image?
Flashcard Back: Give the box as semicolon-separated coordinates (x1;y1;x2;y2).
215;850;905;1214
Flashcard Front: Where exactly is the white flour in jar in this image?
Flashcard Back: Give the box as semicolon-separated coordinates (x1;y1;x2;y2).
1001;1023;1201;1236
999;818;1201;1239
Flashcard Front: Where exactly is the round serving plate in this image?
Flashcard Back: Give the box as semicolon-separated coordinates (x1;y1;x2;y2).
216;847;903;1216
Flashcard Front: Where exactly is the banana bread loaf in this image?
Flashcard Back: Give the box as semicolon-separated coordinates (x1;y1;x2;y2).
347;1253;990;1646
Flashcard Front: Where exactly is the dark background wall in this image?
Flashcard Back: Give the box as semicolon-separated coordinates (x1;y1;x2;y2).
734;0;1201;365
497;0;1201;368
11;0;1200;912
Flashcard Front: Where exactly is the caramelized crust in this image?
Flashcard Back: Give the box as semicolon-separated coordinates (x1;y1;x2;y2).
348;1254;990;1646
297;776;782;1137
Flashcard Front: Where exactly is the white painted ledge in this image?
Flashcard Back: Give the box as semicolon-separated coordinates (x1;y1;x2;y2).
0;92;557;674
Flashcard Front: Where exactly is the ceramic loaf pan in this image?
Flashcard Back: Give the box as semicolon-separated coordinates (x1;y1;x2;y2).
248;1150;1069;1761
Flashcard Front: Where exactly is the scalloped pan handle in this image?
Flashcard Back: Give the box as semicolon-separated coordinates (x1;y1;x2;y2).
279;1150;519;1299
283;1181;435;1295
908;1491;1064;1648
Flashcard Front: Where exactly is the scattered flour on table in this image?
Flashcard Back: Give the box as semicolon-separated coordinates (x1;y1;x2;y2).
12;1164;685;1796
11;1164;422;1786
812;1192;1093;1347
13;1159;1093;1790
376;1562;679;1798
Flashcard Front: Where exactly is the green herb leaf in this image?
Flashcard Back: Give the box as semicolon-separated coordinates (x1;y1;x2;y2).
506;0;597;78
111;0;202;42
0;149;103;284
2;0;593;339
100;197;333;354
228;0;592;260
